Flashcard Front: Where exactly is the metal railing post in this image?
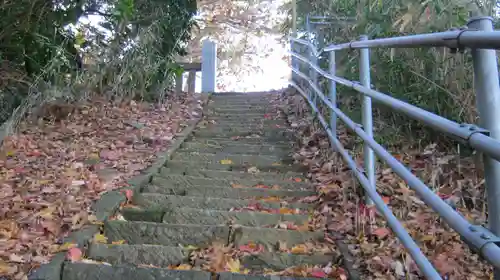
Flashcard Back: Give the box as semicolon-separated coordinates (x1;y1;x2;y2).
201;39;217;93
359;35;376;205
290;39;296;83
468;16;500;280
329;50;337;141
310;47;318;105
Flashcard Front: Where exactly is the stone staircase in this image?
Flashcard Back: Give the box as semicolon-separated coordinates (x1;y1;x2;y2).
38;92;345;279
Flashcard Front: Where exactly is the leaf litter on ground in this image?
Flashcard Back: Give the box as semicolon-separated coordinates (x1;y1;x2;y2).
0;93;205;279
272;86;493;279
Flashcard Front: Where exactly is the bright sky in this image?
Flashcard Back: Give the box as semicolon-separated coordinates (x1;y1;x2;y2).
82;0;291;93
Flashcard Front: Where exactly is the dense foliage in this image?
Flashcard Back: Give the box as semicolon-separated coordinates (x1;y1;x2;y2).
0;0;196;126
283;0;499;144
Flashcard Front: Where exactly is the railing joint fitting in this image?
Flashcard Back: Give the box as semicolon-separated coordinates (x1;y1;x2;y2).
462;225;500;257
460;123;490;140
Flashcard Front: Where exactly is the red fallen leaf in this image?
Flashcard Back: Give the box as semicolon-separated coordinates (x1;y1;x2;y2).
373;227;391;239
14;166;25;174
120;189;133;202
310;270;327;278
27;150;42;157
66;247;82;262
437;192;451;200
382;196;390;204
238;242;264;253
263;114;271;119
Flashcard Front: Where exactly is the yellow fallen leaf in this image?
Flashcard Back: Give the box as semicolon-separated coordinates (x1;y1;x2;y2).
279;208;296;214
0;259;13;274
112;240;126;245
57;242;77;252
291;244;308;254
93;233;108;244
259;196;281;202
272;162;281;166
225;258;241;273
174;263;192;270
220;159;233;165
184;245;198;250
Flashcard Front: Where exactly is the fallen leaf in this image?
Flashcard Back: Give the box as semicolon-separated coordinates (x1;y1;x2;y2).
121;189;133;202
382;196;390;204
112;240;126;245
172;264;192;270
373;227;391;239
57;242;77;252
291;244;308;254
220;159;233;165
66;247;83;262
310;270;327;278
225;258;241;273
93;233;108;243
293;178;302;182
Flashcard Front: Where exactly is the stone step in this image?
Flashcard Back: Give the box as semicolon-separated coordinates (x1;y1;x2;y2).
218;272;318;280
153;174;310;190
205;114;282;122
142;184;314;199
104;221;323;247
198;119;289;129
197;122;288;131
87;243;187;267
192;129;292;140
62;262;212;280
133;193;313;212
206;107;275;113
164;160;303;173
188;137;294;147
87;243;335;272
104;221;229;246
121;207;308;227
159;166;306;181
178;142;290;155
170;152;293;166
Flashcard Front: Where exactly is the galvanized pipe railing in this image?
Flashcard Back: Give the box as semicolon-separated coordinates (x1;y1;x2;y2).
289;16;500;279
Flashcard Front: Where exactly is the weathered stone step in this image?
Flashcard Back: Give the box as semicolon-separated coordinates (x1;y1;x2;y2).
188;137;294;147
232;226;324;248
153;174;310;190
164;160;302;173
133;193;312;212
142;184;314;199
241;252;336;271
87;243;187;267
122;207;308;227
197;123;288;131
87;243;335;272
171;152;293;166
218;272;318;280
179;142;290;155
206;107;275;113
104;221;229;246
159;166;306;181
192;129;292;140
104;221;323;247
62;262;211;280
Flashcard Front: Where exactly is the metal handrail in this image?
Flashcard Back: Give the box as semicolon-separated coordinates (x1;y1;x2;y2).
289;15;500;279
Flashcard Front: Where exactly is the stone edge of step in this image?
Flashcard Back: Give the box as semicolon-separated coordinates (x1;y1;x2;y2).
27;98;210;280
